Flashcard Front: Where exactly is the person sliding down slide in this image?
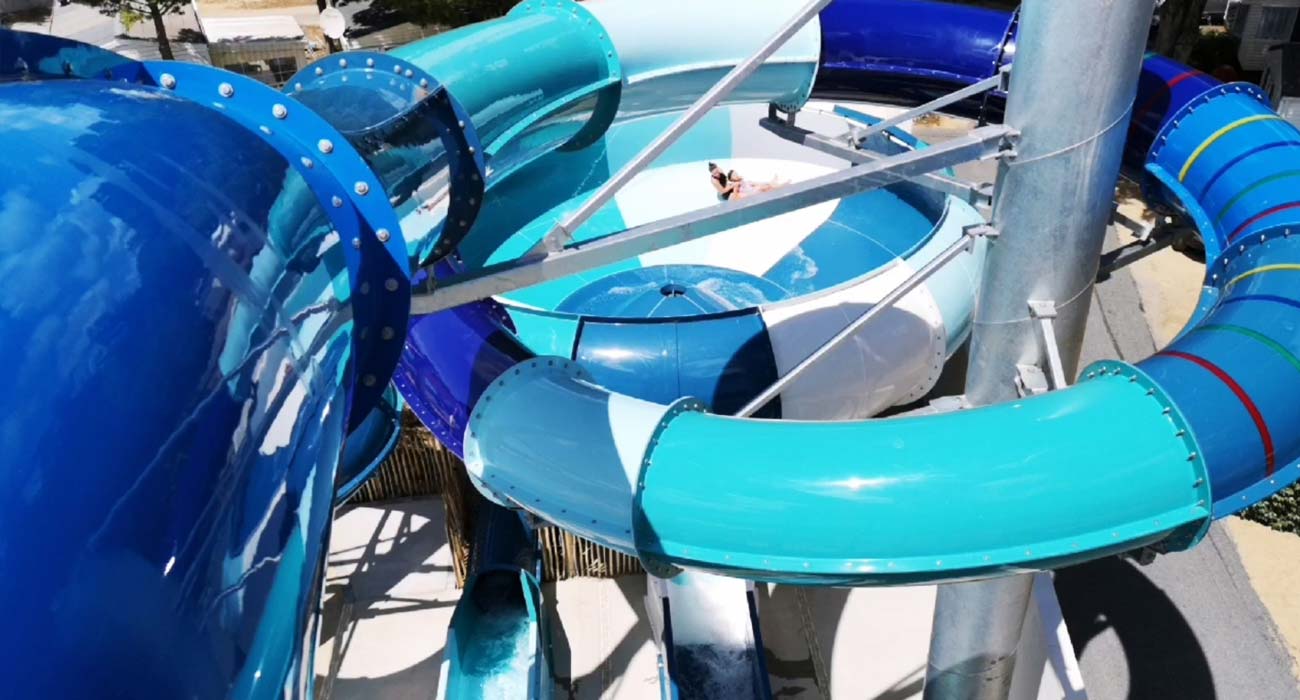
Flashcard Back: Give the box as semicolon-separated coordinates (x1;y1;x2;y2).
707;162;788;200
728;169;788;199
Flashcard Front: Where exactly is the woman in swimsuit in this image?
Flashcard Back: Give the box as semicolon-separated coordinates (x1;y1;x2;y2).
709;162;738;200
727;170;787;200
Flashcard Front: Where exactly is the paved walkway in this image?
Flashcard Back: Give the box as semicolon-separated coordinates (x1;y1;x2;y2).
1056;228;1300;700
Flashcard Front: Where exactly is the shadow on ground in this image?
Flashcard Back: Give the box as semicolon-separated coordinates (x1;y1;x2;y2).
317;499;456;700
1056;556;1215;700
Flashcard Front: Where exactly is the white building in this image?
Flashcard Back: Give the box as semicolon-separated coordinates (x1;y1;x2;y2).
1225;0;1300;70
199;15;307;87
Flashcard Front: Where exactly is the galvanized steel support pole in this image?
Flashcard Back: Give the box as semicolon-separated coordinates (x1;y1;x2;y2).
923;1;1156;699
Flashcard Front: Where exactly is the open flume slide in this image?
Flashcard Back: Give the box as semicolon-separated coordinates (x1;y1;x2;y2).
4;0;1300;698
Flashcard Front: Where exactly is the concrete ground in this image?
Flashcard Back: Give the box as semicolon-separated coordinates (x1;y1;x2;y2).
319;502;1079;700
1059;216;1300;700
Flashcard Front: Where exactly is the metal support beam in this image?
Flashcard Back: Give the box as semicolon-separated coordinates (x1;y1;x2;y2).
758;117;988;205
412;125;1015;315
851;66;1011;144
925;1;1157;699
896;394;971;417
538;0;834;251
734;223;997;418
1096;225;1193;281
1028;300;1067;390
1014;364;1050;397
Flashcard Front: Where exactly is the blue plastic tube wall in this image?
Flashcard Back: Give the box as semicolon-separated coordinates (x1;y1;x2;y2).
6;0;1300;697
814;0;1300;517
0;31;411;698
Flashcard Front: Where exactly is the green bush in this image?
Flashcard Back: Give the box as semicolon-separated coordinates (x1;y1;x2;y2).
1187;30;1243;74
1241;483;1300;537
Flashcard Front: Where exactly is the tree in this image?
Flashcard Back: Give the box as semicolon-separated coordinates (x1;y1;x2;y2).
1154;0;1210;64
80;0;186;60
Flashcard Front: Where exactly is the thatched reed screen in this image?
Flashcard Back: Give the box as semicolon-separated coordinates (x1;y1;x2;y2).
346;410;642;583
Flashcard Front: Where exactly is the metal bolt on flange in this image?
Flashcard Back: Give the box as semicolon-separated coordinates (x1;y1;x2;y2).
385;278;399;292
272;104;288;119
362;374;377;387
366;57;375;67
376;228;390;242
338;58;348;68
160;73;176;89
354;181;370;196
351;238;361;249
300;157;314;169
318;139;334;154
381;327;395;340
218;82;234;98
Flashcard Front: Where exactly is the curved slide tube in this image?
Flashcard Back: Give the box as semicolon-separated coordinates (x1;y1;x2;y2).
334;383;404;504
0;30;412;698
440;503;550;699
419;0;1300;586
7;0;1300;698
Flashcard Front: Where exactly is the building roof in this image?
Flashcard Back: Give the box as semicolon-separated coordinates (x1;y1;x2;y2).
200;15;303;43
121;3;205;42
105;37;211;64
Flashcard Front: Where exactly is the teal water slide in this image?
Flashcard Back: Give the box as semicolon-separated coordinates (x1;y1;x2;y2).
336;0;1300;694
5;0;1300;697
388;0;1242;586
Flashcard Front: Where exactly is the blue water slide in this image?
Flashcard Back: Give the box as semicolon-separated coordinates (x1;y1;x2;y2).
442;0;1300;587
0;31;409;697
9;0;1300;697
335;383;404;504
440;503;550;699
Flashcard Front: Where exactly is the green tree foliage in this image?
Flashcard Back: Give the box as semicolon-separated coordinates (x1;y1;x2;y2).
1243;484;1300;537
1155;0;1210;63
78;0;186;60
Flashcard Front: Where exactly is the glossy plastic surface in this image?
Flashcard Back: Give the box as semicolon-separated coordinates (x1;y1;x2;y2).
336;383;404;503
286;51;487;265
812;0;1225;176
0;77;356;697
391;0;620;166
93;57;411;430
583;0;821;111
815;0;1014;116
441;505;550;700
456;1;1300;587
16;2;1300;696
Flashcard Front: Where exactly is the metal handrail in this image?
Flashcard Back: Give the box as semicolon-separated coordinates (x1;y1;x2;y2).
410;125;1015;315
850;65;1012;144
537;0;835;252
